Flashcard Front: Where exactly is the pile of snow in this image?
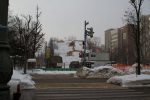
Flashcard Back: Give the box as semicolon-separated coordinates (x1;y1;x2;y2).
31;69;76;75
76;66;124;78
8;70;35;94
142;70;150;75
107;74;150;87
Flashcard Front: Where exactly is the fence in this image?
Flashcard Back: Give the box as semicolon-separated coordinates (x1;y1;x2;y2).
42;67;77;71
112;64;150;71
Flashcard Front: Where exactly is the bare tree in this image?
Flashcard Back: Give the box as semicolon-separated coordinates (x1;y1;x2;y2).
32;6;44;58
48;38;55;56
8;7;45;73
128;0;144;75
87;37;101;52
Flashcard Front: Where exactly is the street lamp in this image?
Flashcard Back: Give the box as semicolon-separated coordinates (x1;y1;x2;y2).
130;0;144;75
0;0;12;100
83;21;94;66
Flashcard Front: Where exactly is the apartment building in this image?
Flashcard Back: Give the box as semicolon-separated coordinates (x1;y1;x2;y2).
105;24;135;64
119;24;136;64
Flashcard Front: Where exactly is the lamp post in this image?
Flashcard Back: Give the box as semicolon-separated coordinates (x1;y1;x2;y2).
130;0;144;75
83;21;94;66
0;0;13;100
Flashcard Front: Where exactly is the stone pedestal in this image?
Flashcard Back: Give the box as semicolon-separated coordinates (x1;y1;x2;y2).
0;0;12;100
0;85;10;100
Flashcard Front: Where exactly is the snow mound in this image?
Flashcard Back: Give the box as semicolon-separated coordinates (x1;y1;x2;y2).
142;70;150;75
107;74;150;87
76;66;124;78
8;70;35;94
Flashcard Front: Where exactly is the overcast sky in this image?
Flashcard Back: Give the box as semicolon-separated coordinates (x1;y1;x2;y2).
9;0;150;44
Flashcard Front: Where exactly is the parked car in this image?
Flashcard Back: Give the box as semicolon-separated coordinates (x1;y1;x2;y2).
69;61;81;69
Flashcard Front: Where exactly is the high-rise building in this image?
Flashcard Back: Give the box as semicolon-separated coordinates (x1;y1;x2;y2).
105;28;120;61
105;15;150;65
105;24;135;64
119;24;136;64
105;29;113;52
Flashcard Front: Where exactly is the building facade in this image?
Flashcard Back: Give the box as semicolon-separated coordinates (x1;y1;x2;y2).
141;15;150;64
105;24;136;64
105;29;113;52
119;24;136;64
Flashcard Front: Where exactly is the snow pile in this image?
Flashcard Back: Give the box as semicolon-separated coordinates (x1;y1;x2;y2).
107;74;150;87
31;69;76;75
142;70;150;75
8;70;35;94
76;66;124;78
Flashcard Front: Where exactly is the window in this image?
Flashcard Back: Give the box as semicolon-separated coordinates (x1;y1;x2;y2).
123;33;126;39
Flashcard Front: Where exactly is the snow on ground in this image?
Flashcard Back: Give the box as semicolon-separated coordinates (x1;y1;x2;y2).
106;63;150;87
142;69;150;75
30;69;76;75
107;74;150;87
8;70;35;95
76;66;124;78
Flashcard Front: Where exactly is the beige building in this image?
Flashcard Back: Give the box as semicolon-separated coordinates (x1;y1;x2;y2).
110;29;119;53
105;28;120;61
105;29;113;52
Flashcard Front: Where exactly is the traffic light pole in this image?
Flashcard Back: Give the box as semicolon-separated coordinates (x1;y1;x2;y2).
0;0;12;100
83;21;94;67
83;21;88;66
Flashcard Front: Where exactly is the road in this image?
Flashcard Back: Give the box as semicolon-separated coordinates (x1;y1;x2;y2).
32;74;150;100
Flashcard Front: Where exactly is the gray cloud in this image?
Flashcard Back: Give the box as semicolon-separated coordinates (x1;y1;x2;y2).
9;0;150;43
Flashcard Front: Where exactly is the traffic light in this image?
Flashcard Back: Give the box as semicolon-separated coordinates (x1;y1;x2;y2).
87;27;94;38
82;41;85;49
86;62;91;68
82;41;85;45
79;51;83;58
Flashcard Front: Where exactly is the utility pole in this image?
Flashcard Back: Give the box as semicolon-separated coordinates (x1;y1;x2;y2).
83;21;94;66
83;21;89;66
0;0;12;100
